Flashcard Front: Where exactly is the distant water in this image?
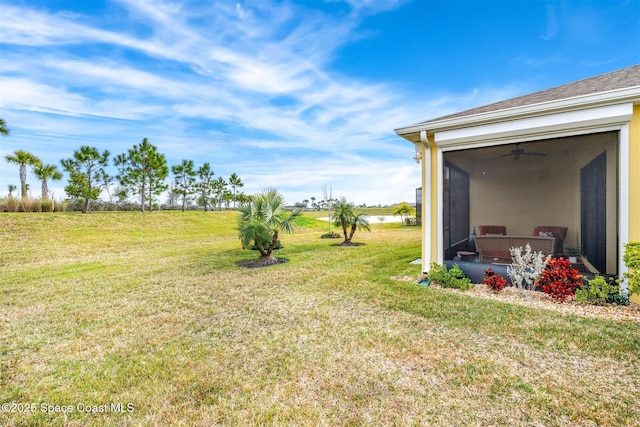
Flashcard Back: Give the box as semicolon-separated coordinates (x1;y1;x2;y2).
317;215;402;224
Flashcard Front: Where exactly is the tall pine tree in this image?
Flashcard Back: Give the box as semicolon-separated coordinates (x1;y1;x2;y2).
115;138;168;212
61;146;109;213
171;159;197;211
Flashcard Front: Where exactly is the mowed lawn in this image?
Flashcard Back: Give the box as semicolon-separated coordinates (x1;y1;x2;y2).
1;211;639;426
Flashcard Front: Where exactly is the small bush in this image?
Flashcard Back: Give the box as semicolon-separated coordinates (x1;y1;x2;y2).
447;264;472;290
537;257;583;303
320;231;342;239
427;263;471;291
426;262;449;286
606;292;630;306
41;198;54;212
32;198;43;212
54;199;69;212
483;268;507;292
623;242;640;297
0;197;64;212
507;244;547;291
575;276;628;306
0;196;19;212
18;198;33;212
404;217;417;226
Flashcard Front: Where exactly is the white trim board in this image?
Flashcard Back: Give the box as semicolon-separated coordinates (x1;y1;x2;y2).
434;103;633;149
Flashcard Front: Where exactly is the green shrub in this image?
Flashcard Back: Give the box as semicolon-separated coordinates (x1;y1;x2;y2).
32;198;43;212
605;292;630;306
623;242;640;297
447;264;472;291
41;198;54;212
320;231;342;239
575;276;628;306
426;263;472;291
426;262;449;286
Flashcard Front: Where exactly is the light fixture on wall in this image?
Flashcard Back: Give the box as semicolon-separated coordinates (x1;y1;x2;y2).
413;142;422;163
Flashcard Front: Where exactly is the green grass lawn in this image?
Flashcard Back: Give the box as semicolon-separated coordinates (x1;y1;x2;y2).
1;211;638;426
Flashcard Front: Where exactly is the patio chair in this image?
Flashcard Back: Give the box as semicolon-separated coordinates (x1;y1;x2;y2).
533;226;568;256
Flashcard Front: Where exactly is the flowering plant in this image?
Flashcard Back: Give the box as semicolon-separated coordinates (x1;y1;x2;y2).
507;244;547;290
536;257;583;303
483;268;507;292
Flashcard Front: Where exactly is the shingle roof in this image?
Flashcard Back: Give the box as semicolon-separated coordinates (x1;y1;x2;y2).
419;64;640;124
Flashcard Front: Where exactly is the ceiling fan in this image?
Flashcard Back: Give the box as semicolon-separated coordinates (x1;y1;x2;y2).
501;143;546;161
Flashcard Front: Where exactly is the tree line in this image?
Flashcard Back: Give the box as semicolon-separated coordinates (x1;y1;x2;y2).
3;137;245;214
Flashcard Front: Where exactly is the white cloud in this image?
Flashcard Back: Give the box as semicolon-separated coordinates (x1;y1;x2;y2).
0;0;509;204
541;4;558;41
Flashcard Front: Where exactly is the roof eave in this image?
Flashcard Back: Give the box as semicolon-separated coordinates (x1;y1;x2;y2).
395;85;640;143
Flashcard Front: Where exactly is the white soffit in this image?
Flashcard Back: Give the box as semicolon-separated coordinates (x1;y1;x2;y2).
434;103;634;150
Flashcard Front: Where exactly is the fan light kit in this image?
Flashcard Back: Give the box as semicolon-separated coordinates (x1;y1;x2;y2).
501;143;546;161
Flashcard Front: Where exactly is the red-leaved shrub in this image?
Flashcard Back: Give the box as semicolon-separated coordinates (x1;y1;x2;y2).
536;257;583;303
483;268;507;292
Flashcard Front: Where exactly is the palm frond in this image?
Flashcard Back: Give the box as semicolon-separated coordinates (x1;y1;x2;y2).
353;213;371;231
237;188;302;258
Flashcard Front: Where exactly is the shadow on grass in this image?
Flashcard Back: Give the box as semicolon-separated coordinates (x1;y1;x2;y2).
331;242;366;247
236;257;289;269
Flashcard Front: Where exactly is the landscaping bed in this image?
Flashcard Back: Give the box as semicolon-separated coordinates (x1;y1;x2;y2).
391;276;640;322
442;282;640;322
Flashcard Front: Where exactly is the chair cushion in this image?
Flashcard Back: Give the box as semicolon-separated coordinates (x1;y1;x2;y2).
478;225;506;236
533;226;567;239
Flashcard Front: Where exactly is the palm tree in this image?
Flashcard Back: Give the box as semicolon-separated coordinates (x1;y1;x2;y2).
332;197;371;245
393;202;413;225
0;118;9;136
238;188;301;266
5;150;41;198
33;164;63;199
8;184;16;197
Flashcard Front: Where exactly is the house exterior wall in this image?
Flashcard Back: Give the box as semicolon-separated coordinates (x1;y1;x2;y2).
628;106;640;304
629;105;640;241
418;104;636;279
429;136;439;270
408;93;639;310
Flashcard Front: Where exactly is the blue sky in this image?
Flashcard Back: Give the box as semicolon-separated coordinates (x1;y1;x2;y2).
1;0;639;205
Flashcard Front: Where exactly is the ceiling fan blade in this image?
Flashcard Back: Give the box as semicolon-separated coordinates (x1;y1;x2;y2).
522;152;546;156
